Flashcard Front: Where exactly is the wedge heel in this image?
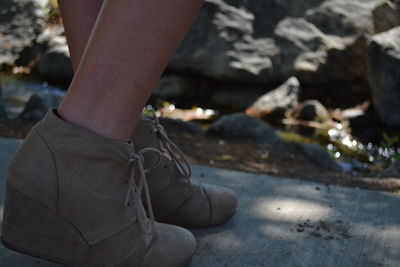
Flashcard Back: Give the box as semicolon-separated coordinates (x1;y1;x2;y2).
1;184;101;267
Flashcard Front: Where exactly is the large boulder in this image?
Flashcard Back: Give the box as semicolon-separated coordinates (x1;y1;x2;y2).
170;0;281;83
368;26;400;127
0;0;46;67
170;0;398;90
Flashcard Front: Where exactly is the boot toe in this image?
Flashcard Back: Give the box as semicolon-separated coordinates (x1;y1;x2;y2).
203;184;238;226
141;223;196;267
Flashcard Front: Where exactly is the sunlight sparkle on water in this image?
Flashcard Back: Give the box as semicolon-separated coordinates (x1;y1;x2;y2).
196;107;203;116
205;109;216;116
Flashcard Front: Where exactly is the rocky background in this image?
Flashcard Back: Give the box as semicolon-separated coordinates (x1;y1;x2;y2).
1;0;400;188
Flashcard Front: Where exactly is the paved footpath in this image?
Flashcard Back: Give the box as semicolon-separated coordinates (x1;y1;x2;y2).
0;137;400;267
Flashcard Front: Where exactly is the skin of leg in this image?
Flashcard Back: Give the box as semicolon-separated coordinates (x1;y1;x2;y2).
58;0;145;121
57;0;103;72
58;0;204;141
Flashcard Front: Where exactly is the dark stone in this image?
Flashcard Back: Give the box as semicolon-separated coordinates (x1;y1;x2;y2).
19;94;48;122
159;117;205;136
296;100;329;122
300;143;340;171
276;142;340;172
36;44;73;85
368;26;400;127
206;112;282;144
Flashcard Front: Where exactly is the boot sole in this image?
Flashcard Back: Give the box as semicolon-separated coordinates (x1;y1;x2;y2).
160;209;237;229
2;238;194;267
1;237;86;267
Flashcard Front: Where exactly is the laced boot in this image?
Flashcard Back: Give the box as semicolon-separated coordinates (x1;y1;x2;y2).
132;113;238;228
1;110;196;267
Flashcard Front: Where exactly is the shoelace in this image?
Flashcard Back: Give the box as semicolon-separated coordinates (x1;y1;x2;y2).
151;111;192;179
125;142;162;236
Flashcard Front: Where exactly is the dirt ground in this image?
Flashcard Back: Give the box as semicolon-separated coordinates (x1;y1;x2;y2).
1;120;399;193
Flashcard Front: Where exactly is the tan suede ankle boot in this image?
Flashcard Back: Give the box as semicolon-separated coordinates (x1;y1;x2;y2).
1;110;196;267
132;113;238;228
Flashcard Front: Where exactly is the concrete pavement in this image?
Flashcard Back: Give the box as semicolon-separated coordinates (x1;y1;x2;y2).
0;137;399;266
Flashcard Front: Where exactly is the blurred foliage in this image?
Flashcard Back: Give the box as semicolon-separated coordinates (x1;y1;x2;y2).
45;0;62;25
381;133;400;161
381;133;400;148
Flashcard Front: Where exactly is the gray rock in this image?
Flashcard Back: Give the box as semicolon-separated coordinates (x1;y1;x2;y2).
368;26;400;127
372;1;400;33
276;141;341;171
276;17;370;106
0;0;46;67
246;77;300;122
36;43;73;84
206;112;282;144
300;143;341;171
226;0;324;37
279;0;396;84
274;17;338;78
19;94;48;122
159;117;205;135
305;0;386;36
170;0;392;89
170;0;281;83
295;35;369;84
153;76;197;99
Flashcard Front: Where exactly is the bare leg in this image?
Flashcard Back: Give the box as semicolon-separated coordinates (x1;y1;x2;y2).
57;0;204;141
57;0;103;72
